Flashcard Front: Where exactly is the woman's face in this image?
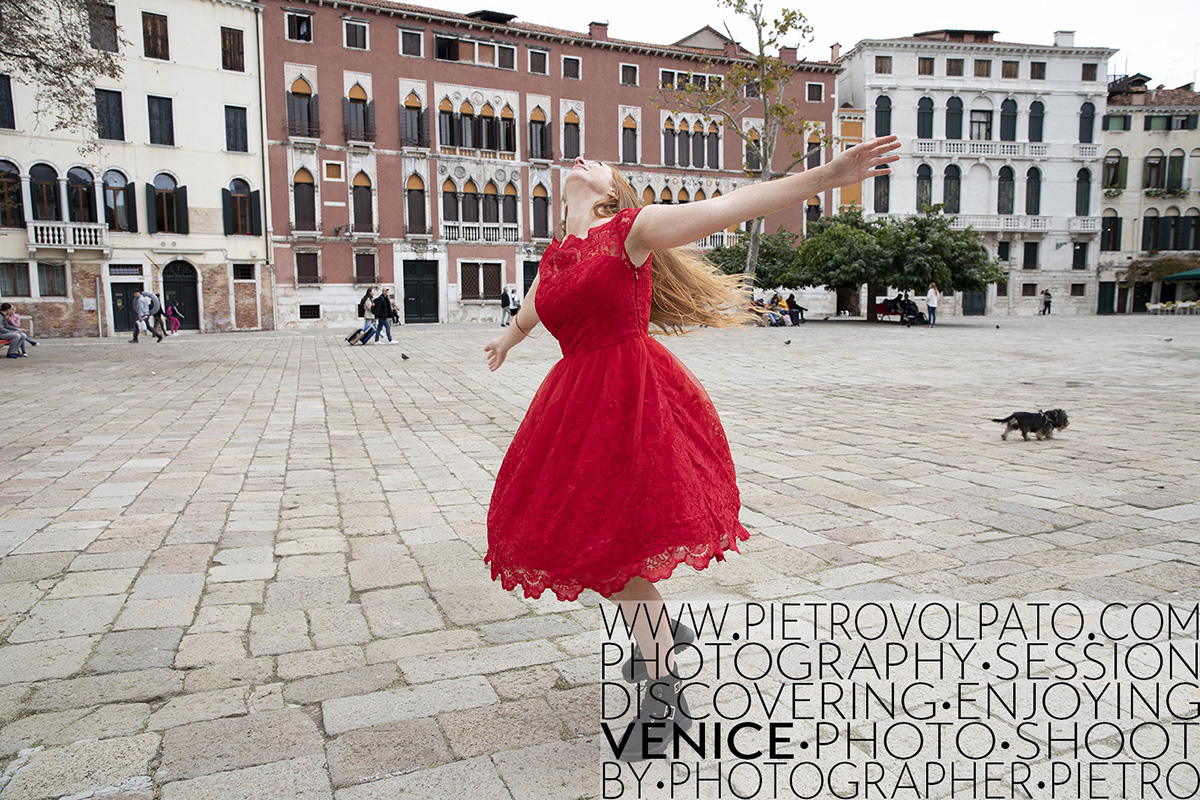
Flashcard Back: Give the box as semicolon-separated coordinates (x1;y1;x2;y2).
564;157;615;196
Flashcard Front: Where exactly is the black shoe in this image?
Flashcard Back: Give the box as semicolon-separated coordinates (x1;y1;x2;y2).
129;339;138;343
616;678;692;762
28;340;37;346
621;623;696;683
6;353;20;359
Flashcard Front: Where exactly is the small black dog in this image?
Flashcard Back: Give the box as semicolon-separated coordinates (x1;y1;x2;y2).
992;409;1070;441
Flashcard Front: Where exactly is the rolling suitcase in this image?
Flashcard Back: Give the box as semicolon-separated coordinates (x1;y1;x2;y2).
346;328;367;345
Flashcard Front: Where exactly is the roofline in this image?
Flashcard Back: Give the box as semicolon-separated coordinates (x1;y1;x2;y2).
840;38;1118;60
289;0;843;72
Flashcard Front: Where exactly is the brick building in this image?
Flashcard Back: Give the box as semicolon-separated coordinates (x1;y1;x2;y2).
261;0;840;328
0;0;274;338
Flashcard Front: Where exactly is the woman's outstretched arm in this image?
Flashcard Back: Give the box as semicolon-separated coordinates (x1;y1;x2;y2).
626;135;901;263
484;273;541;371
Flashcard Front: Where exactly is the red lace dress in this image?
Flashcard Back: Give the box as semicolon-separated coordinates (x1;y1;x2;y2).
486;207;749;601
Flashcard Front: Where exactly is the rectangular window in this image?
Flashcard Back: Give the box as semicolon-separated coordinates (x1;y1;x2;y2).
1030;62;1046;80
1023;241;1039;269
918;57;934;76
996;280;1008;297
620;64;638;86
38;263;67;296
1105;114;1127;131
744;80;759;98
286;13;312;42
874;56;892;74
0;75;12;130
946;58;964;77
325;162;343;181
401;30;422;56
90;4;118;52
1082;63;1097;81
563;56;581;80
434;36;459;60
109;265;142;276
477;43;495;66
221;27;244;71
147;95;174;145
1002;60;1019;79
233;264;255;281
299;304;320;319
529;50;548;75
344;21;368;50
806;83;824;103
660;70;675;90
95;89;124;140
1022;283;1038;297
498;45;515;69
970;110;992;141
225;106;248;152
295;252;319;283
0;263;30;296
142;12;170;60
1070;283;1086;297
1072;242;1088;269
354;252;376;283
997;241;1010;261
974;60;991;78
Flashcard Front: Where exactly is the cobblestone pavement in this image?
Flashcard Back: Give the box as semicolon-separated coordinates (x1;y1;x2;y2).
1;315;1198;800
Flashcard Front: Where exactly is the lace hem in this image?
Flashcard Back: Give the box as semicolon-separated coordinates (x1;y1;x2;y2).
485;525;751;602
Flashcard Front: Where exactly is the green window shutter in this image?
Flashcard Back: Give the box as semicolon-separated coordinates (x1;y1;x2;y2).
1123;115;1131;131
125;183;138;233
176;185;189;234
250;190;262;236
145;183;158;233
1188;114;1199;130
1167;156;1184;190
1118;157;1127;189
1144;115;1153;130
222;188;234;235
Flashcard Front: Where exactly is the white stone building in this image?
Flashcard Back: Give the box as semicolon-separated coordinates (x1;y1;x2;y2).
0;0;273;337
1098;75;1200;313
837;29;1117;316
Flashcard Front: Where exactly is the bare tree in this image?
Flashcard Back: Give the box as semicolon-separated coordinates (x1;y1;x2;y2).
659;0;824;276
0;0;124;152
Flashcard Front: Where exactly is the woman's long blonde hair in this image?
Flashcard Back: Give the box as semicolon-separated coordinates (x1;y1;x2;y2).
562;165;751;334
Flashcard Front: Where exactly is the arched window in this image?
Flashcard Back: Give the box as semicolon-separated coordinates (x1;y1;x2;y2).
1101;208;1122;252
441;179;458;223
1167;148;1186;191
1079;102;1095;144
662;118;676;167
945;97;963;140
677;120;691;168
405;175;426;232
642;186;656;206
659;187;673;204
1028;101;1044;143
916;164;932;209
401;92;425;147
352;171;373;232
1103;149;1126;189
102;169;133;232
806;133;821;170
152;173;182;233
806;198;821;224
67;167;97;223
916;97;934;140
563;110;581;159
482;181;499;224
1076;168;1091;216
30;164;61;222
1181;208;1200;251
1161;207;1181;251
1026;167;1041;215
531;184;549;237
460;180;479;224
694;189;707;202
438;98;455;147
479;103;497;151
346;83;372;142
875;96;892;136
0;161;23;227
459;100;476;149
293;168;315;230
228;178;251;235
942;165;961;214
529;106;549;159
1000;99;1018;142
707;123;720;169
1145;148;1165;190
677;188;690;205
745;129;761;172
287;77;317;137
502;183;517;225
692;122;706;168
998;166;1015;215
1141;208;1160;251
873;172;889;214
621;115;637;164
499;105;516;153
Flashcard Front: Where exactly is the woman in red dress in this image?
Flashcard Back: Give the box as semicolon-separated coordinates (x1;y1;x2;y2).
484;135;900;755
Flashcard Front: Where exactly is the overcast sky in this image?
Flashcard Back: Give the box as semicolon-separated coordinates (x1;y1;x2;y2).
435;0;1199;90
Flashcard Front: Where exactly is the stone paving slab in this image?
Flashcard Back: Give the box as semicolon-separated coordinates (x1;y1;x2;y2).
1;317;1199;799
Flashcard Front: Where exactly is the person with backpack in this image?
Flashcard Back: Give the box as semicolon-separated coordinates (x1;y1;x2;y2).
369;288;395;344
499;287;512;327
357;288;377;343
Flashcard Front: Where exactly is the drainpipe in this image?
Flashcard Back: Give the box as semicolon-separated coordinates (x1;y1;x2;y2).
254;3;274;329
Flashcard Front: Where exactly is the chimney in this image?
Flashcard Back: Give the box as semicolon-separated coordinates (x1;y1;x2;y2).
723;41;738;58
1053;30;1075;48
780;46;797;64
830;42;841;61
1131;84;1146;105
589;21;608;41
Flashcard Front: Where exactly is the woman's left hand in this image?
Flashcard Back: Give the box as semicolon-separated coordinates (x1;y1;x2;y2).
823;135;902;189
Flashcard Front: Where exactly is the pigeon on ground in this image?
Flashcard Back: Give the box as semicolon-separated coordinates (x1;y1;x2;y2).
401;353;410;360
784;340;791;345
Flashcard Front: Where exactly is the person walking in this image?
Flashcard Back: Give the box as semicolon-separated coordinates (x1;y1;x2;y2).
1041;289;1052;315
483;135;900;759
370;289;394;344
143;289;167;339
130;290;162;343
499;287;512;327
165;301;182;335
509;288;521;318
357;288;376;343
926;282;939;327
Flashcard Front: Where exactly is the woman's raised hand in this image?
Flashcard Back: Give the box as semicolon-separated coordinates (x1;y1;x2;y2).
823;135;902;189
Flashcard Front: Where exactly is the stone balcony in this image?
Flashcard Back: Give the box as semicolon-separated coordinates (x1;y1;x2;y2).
913;140;1050;159
26;221;110;254
948;215;1051;232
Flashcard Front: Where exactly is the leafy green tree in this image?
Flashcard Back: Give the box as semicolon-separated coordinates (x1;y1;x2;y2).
0;0;124;151
659;0;822;277
709;228;803;288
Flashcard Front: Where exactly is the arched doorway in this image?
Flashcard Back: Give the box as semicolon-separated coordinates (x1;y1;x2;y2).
163;261;200;330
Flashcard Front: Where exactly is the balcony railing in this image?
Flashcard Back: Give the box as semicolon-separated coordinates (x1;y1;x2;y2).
947;215;1050;232
1074;144;1100;160
696;231;744;249
400;134;430;148
913;140;1051;159
405;224;432;237
344;126;376;144
531;228;551;240
1069;216;1101;233
27;220;109;251
286;121;320;138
